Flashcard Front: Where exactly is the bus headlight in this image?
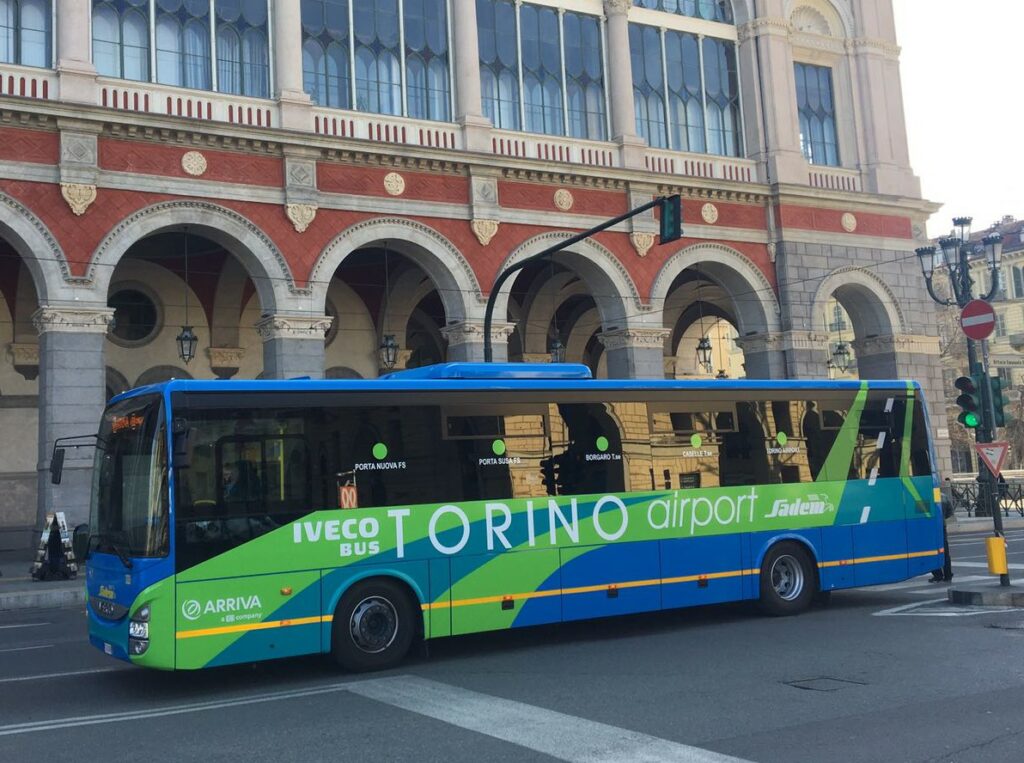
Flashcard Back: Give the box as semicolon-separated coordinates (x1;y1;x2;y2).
129;621;149;639
129;605;151;654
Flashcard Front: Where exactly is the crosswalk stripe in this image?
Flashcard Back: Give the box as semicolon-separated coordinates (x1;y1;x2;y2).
347;675;752;763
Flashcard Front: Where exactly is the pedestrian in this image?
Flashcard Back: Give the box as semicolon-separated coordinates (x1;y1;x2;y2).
930;497;954;582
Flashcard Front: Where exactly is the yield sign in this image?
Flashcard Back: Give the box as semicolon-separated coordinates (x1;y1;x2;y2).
960;299;996;341
975;441;1010;477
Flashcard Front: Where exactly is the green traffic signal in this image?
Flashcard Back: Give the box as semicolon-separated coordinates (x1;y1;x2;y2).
954;375;981;429
659;194;682;244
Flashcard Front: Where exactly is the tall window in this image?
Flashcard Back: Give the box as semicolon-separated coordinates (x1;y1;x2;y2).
477;0;519;130
302;0;351;109
92;0;270;98
0;0;51;68
630;22;742;156
633;0;733;23
215;0;270;97
155;0;211;90
795;62;839;166
477;1;606;140
302;0;451;121
93;1;150;81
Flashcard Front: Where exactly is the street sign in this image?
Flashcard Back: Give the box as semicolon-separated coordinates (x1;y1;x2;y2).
338;484;358;509
975;441;1010;477
960;299;996;340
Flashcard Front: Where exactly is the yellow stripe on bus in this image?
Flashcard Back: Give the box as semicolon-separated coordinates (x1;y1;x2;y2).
173;548;948;634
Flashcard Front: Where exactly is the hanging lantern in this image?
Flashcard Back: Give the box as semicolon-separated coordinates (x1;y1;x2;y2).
176;326;198;365
379;334;399;370
549;337;566;364
832;341;851;373
696;336;713;374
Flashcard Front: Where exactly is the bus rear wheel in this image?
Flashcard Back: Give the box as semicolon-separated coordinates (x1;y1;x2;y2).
332;579;415;672
758;542;816;616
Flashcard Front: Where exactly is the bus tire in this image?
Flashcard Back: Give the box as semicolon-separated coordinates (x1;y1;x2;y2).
331;578;416;672
758;542;816;616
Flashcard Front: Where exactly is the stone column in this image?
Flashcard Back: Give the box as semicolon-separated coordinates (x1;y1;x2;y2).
441;321;515;363
56;0;97;103
273;1;314;130
734;331;793;380
598;328;669;379
34;305;113;530
603;0;646;169
257;314;332;379
452;0;492;151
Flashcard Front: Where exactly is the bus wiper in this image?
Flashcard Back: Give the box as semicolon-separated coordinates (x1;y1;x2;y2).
94;532;133;569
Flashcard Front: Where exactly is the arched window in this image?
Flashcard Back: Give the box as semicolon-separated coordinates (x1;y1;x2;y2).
301;0;351;108
353;0;402;116
563;11;605;140
795;62;839;165
630;24;666;148
93;1;149;81
215;0;269;97
664;30;703;152
477;0;519;130
404;0;449;121
633;0;733;23
519;4;563;136
156;0;211;90
703;38;740;156
1;0;51;67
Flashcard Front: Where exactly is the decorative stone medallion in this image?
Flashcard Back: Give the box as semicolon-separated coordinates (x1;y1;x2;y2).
553;189;574;211
286;203;318;233
630;232;655;258
841;212;858;233
701;202;719;225
384;172;406;196
60;183;97;216
181;151;208;176
470;219;499;246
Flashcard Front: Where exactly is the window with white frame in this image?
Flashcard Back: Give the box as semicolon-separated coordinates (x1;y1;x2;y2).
92;0;270;98
995;312;1007;338
0;0;50;68
629;22;741;156
794;61;839;166
302;0;451;121
633;0;732;24
1012;265;1024;299
477;0;606;140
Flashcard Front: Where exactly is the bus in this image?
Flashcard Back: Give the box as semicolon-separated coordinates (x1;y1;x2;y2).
73;363;943;672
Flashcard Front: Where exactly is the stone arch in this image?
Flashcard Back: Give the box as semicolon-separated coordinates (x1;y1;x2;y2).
810;266;907;339
490;233;645;331
649;242;781;337
786;0;852;38
0;191;72;303
309;217;482;325
520;272;586;355
135;365;194;387
87;200;296;315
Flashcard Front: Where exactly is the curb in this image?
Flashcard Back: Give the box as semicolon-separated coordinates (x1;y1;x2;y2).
949;517;1024;534
948;586;1024;607
0;586;85;612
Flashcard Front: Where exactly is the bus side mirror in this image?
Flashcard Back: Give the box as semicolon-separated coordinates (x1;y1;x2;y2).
50;448;65;485
72;524;90;563
173;420;192;468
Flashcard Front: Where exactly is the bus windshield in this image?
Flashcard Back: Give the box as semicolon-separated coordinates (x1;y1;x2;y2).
90;394;169;559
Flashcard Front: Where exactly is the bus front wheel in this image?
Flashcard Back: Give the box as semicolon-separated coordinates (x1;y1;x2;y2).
331;578;416;672
758;542;816;616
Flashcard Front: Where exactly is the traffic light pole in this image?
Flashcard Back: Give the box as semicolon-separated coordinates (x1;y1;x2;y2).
979;340;1011;585
482;196;680;363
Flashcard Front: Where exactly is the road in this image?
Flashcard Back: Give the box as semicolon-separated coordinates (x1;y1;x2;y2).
2;529;1023;763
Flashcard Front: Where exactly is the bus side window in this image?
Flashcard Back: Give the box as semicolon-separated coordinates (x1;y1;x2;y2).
910;399;933;476
648;403;721;490
549;403;631;495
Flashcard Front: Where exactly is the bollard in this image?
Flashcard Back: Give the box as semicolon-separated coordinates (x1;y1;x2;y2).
986;535;1008;576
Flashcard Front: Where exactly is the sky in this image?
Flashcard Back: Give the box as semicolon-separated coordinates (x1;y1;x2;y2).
893;0;1023;237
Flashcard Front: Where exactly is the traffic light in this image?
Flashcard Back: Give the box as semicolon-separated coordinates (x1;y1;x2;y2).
990;375;1011;428
659;194;682;244
954;375;982;429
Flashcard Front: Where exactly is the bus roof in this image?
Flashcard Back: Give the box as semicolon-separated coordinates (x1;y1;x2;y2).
109;363;922;406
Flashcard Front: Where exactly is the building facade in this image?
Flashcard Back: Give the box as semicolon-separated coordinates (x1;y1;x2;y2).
0;0;945;550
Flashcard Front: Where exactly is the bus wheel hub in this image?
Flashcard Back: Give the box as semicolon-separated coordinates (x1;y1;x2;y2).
350;596;398;653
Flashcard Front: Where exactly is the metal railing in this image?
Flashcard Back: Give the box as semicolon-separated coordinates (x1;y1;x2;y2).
947;479;1024;518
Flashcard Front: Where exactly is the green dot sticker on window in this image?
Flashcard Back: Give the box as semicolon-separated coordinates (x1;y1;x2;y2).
776;432;788;446
596;436;609;452
492;439;506;456
690;433;702;448
372;443;388;460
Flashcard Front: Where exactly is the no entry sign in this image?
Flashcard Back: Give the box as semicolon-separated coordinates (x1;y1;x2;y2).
960;299;996;341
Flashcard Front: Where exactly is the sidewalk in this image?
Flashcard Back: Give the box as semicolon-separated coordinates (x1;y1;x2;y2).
948;515;1024;534
0;558;85;612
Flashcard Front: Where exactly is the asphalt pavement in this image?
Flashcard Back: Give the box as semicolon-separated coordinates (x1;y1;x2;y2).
1;529;1024;762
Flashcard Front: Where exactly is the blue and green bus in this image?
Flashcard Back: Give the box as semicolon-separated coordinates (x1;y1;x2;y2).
74;363;943;672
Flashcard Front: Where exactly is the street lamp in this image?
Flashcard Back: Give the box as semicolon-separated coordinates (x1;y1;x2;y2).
915;215;1006;584
176;228;198;364
549;337;566;364
831;341;851;373
378;334;399;370
696;336;713;374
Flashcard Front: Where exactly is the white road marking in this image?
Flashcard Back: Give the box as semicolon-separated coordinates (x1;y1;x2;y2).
862;575;990;593
951;562;1024;570
347;675;752;763
0;623;48;630
860;506;871;524
874;599;1020;617
0;668;121;685
0;674;752;762
868;468;878;486
0;644;52;654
